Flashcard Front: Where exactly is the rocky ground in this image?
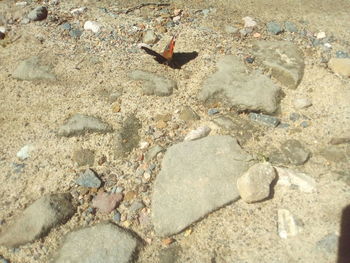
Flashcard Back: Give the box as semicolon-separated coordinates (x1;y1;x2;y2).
0;0;350;262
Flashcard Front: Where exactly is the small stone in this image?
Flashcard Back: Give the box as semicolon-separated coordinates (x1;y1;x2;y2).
275;167;316;193
16;145;34;160
76;169;101;188
70;7;87;15
60;22;71;30
58;114;113;137
237;163;276;203
159;245;182;263
72;149;95;166
245;56;255;63
156;120;167;129
284;21;298;33
69;29;82;38
172;16;181;23
112;103;121;113
328;58;350;77
280;139;311;165
162;237;175;246
28;6;48;21
242;16;257;28
145;145;164;162
0;193;75;247
277;209;302;239
143;30;158;44
179;106;200;121
124;191;137;201
184;126;211;141
293;98;312;109
139;141;149;149
113;211;121;222
208;108;219;115
316;233;339;254
335;51;349;58
316;31;326;39
202;9;210;16
12;56;56;81
289;112;300;122
300;121;309;128
249;113;280;127
225;25;238;34
92;191;123;213
129;201;145;214
12;163;25;173
84;21;101;33
266;21;283;35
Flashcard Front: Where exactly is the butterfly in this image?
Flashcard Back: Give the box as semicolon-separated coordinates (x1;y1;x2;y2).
140;35;177;66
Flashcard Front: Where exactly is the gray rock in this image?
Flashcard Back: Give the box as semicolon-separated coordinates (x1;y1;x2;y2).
198;56;280;114
252;41;305;89
224;25;238;34
0;193;75;247
266;21;283;35
72;148;95;166
213;114;263;145
336;51;349;59
28;6;48;21
179;106;200;121
143;30;158;44
237;162;276;203
114;115;141;158
320;145;348;162
152;135;252;236
58;114;113;137
129;70;176;96
159;245;182;263
145;145;164;162
316;233;338;254
12;56;56;81
281;139;311;165
284;21;298;33
249;112;280;127
69;29;82;38
300;120;309;128
293;98;312;109
289;112;301;122
76;169;101;188
60;22;71;30
208;108;220;115
54;222;138;263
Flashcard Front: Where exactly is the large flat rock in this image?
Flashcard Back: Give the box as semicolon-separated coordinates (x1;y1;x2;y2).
198;56;280;114
0;193;75;247
252;40;305;89
54;222;139;263
152;135;252;236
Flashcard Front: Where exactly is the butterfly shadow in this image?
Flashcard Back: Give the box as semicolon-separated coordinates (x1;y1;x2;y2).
141;46;198;69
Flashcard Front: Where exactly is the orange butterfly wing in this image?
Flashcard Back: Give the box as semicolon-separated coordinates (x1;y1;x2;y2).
161;36;176;61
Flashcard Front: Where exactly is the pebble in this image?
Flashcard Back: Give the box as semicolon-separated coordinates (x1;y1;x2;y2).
113;211;121;222
139;141;149;149
72;148;95;166
16;145;34;160
15;1;27;6
208;108;219;115
277;209;303;238
129;201;145;214
179;106;200;121
336;51;349;58
28;6;48;21
293;98;312;109
224;25;238;34
145;145;164;162
69;29;82;38
276;167;316;193
60;22;71;30
245;56;255;63
289;112;300;122
84;21;101;33
284;21;298;32
328;58;350;77
300;120;309;128
316;233;339;253
242;16;257;28
75;169;101;188
202;9;210;16
70;7;87;15
237;162;276;203
266;21;283;35
249;113;280;127
143;30;158;44
12;163;25;173
280;139;310;165
316;31;326;39
184;126;211;141
92;191;123;213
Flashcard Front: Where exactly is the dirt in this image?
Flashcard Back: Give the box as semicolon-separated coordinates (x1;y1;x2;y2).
0;0;349;262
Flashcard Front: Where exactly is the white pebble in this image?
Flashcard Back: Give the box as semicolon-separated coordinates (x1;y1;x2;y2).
71;7;87;15
278;209;302;239
0;26;6;34
139;141;149;149
276;167;316;193
316;31;326;39
242;16;257;28
15;1;27;6
17;145;34;160
293;98;312;109
184;126;211;141
84;21;101;33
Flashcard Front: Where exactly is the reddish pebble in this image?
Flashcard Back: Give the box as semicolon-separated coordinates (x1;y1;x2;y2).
92;191;123;213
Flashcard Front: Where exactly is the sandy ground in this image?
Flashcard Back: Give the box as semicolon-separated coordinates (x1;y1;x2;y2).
0;0;350;262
